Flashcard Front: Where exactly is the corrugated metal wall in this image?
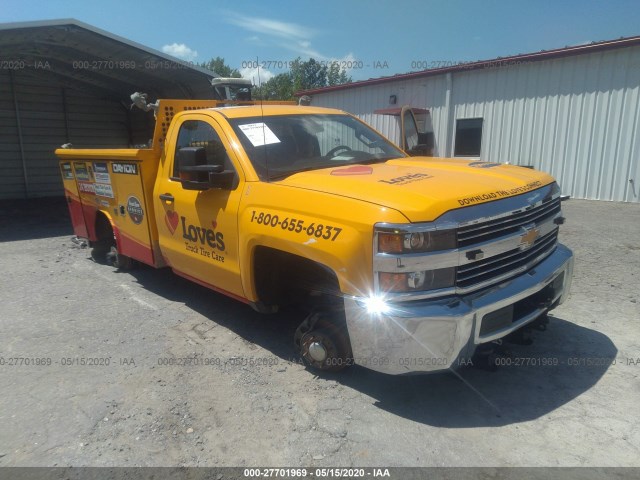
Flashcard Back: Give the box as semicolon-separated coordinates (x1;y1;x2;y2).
0;70;134;199
311;46;640;202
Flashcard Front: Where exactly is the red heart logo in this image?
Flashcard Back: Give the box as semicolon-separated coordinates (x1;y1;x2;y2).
211;220;218;229
165;210;179;235
330;165;373;176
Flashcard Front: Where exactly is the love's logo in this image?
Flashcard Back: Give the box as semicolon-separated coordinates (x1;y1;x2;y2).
165;210;179;234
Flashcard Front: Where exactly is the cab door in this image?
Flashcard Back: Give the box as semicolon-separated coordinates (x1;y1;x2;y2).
154;114;245;299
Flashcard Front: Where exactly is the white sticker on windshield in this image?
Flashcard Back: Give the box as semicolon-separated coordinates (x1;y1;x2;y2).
238;122;281;147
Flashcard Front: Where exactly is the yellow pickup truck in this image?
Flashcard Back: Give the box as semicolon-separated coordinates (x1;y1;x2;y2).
56;98;574;374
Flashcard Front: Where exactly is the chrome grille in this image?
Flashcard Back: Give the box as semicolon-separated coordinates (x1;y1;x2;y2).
457;196;561;248
372;184;564;302
457;227;559;289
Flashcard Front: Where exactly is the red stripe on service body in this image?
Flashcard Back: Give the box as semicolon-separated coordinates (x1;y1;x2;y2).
65;190;88;238
81;203;99;241
115;230;155;266
73;202;154;266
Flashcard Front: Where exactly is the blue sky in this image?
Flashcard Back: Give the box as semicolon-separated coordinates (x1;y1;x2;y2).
2;0;640;83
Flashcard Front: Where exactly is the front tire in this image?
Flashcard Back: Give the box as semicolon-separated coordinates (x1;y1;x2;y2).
294;312;352;372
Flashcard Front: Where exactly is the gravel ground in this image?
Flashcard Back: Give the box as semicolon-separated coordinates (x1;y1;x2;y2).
0;197;638;468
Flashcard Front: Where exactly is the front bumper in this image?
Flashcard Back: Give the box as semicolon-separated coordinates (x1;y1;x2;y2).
344;244;574;375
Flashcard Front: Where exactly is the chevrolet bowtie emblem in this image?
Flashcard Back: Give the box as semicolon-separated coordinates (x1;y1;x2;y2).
519;226;540;250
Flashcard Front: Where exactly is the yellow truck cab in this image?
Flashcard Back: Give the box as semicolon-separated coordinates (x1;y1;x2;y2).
56;97;574;374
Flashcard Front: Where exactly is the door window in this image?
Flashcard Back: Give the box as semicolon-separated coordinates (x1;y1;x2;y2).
172;120;233;178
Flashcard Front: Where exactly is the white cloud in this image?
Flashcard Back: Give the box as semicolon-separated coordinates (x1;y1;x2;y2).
239;66;274;87
279;42;328;60
225;13;316;40
161;43;198;61
224;12;328;59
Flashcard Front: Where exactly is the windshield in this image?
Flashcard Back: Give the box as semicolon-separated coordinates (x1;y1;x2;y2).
229;114;406;180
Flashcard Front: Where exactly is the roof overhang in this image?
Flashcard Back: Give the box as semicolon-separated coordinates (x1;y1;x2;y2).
0;19;217;101
297;35;640;96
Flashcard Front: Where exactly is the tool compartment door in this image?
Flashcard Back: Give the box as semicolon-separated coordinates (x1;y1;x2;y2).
105;160;155;266
59;161;88;238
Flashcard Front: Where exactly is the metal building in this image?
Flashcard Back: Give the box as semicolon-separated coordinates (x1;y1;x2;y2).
0;19;217;199
300;37;640;202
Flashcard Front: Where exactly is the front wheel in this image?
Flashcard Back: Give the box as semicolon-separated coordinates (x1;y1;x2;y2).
294;312;352;372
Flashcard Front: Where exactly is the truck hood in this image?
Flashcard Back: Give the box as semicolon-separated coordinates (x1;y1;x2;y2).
277;158;555;222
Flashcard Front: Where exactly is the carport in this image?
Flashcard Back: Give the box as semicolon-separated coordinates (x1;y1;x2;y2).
0;19;217;199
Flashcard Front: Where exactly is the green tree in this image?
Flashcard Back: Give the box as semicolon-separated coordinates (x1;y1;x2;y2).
253;72;294;100
327;62;351;86
252;57;352;100
200;56;241;78
290;57;328;92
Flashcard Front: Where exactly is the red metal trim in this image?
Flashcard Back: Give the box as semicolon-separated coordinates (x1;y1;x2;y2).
117;230;155;266
297;35;640;96
64;189;89;238
172;268;249;304
81;203;99;241
84;209;155;266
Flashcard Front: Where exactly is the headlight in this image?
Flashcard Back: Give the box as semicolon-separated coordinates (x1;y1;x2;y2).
375;224;457;295
377;232;404;253
377;229;456;254
379;267;455;293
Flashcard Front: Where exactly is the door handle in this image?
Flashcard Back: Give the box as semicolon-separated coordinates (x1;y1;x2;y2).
159;193;174;203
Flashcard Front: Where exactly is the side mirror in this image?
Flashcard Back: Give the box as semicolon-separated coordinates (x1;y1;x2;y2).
177;147;236;190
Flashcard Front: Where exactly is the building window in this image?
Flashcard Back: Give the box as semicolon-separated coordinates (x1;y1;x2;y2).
454;118;483;157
